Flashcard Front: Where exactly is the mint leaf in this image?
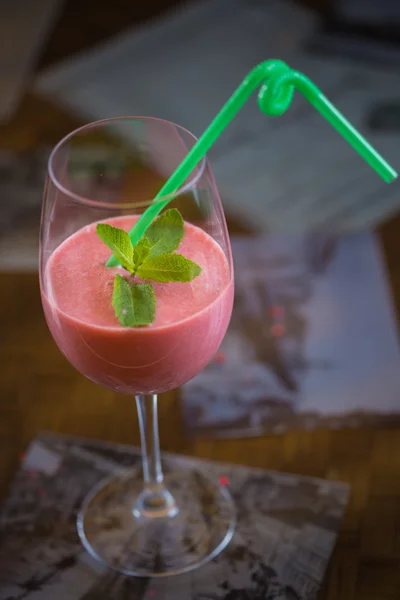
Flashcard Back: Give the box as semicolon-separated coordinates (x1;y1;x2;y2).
136;253;202;283
144;208;184;256
97;224;134;272
131;283;156;326
112;274;135;327
112;274;156;326
133;238;152;270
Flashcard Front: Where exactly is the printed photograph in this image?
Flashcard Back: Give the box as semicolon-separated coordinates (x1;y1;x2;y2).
0;434;348;600
182;233;400;437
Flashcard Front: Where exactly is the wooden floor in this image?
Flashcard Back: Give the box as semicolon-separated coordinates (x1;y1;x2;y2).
1;1;400;598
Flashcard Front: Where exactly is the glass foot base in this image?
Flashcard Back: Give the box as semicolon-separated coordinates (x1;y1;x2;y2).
77;468;236;577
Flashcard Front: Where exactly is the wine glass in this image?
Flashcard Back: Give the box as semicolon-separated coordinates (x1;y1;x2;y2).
39;117;235;577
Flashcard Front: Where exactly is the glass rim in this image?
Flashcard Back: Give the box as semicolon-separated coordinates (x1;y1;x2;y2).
47;116;207;210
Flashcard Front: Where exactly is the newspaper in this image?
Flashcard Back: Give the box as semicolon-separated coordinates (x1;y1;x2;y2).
0;433;348;599
35;0;400;232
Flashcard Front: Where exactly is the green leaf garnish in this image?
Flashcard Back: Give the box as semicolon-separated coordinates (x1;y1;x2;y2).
112;274;155;327
133;237;152;269
144;208;184;256
131;283;156;326
136;253;202;283
97;208;202;327
96;224;134;273
112;273;135;327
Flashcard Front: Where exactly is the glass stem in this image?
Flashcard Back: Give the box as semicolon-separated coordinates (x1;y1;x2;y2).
135;394;177;518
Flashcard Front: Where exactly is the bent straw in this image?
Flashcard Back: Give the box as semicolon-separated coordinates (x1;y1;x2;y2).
106;59;397;266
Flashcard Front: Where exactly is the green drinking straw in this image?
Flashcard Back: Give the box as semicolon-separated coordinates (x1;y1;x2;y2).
106;59;397;267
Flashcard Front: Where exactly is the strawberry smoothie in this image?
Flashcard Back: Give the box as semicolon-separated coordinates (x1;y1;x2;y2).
41;216;233;394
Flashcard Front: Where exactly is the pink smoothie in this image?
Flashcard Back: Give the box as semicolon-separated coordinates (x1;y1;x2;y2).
42;216;233;394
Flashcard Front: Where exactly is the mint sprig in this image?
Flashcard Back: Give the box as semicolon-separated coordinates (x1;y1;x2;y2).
96;209;202;327
133;238;152;269
96;224;134;272
112;274;156;327
137;253;201;283
144;207;184;256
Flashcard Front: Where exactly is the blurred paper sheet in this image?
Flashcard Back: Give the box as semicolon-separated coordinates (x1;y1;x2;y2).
35;0;400;231
0;0;64;122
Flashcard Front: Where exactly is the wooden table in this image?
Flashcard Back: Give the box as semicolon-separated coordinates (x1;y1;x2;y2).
2;268;400;600
1;1;400;598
